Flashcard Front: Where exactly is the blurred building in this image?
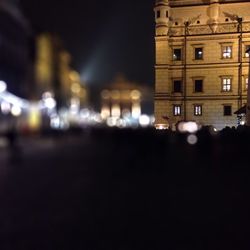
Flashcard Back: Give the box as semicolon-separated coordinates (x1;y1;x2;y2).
35;33;88;109
0;0;33;98
100;75;153;122
154;0;250;130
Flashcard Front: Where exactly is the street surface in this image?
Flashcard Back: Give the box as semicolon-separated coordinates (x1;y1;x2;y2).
0;127;249;249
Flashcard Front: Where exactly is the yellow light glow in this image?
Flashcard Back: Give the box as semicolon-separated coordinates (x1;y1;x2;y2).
101;106;110;119
111;90;120;100
155;124;168;130
121;90;131;100
28;107;41;130
111;104;121;117
132;103;141;118
71;83;81;94
69;71;80;82
130;90;141;100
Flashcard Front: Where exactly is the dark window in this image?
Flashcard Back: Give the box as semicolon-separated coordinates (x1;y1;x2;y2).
224;105;232;116
175;22;178;26
166;11;168;18
173;48;182;61
197;20;200;24
194;80;203;92
173;105;181;116
194;105;202;116
157;11;161;18
173;80;182;93
195;47;203;60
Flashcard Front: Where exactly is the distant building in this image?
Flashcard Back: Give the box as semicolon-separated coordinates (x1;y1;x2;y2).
100;75;153;122
154;0;250;130
0;0;33;98
35;33;88;109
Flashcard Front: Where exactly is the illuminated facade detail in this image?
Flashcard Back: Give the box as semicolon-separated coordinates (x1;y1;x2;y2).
100;81;142;120
154;0;250;130
35;34;88;109
194;104;202;116
100;76;153;126
173;104;181;116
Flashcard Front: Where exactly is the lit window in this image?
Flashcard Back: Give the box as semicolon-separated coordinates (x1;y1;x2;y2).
224;105;232;116
173;48;182;61
194;79;203;92
245;45;250;57
173;80;182;93
222;78;232;92
173;105;181;116
246;77;249;90
195;48;203;60
222;45;232;59
194;105;202;116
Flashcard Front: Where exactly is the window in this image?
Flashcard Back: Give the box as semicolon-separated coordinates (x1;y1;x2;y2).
222;78;232;92
222;45;232;59
245;77;249;90
224;105;232;116
157;11;161;18
166;11;168;18
194;79;203;92
173;48;182;61
194;105;202;116
173;80;182;93
195;48;203;60
245;45;250;57
173;105;181;116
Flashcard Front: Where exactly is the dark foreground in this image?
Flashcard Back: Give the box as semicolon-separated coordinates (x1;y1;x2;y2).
0;127;250;250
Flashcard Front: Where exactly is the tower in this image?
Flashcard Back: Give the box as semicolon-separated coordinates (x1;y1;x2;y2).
154;0;171;128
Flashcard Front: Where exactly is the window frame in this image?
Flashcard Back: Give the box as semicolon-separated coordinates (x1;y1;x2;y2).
194;47;203;60
244;44;250;58
173;104;181;116
194;104;202;116
172;79;182;93
223;105;232;116
193;78;204;93
221;77;232;92
221;44;233;59
173;48;182;61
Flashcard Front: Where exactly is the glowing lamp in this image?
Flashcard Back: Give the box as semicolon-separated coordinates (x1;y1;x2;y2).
11;106;22;117
0;81;7;93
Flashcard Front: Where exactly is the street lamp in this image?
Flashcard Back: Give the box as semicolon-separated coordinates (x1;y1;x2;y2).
246;48;250;126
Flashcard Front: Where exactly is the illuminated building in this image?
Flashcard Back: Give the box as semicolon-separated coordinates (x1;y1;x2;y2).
35;33;88;109
154;0;250;130
100;75;152;122
0;0;33;98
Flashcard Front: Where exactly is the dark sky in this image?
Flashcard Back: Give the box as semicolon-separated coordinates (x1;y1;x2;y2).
20;0;155;88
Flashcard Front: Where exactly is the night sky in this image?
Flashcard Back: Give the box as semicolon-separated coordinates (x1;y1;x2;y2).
20;0;155;88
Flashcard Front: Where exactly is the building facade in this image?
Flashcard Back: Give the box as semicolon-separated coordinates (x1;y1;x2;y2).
154;0;250;130
35;33;88;109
